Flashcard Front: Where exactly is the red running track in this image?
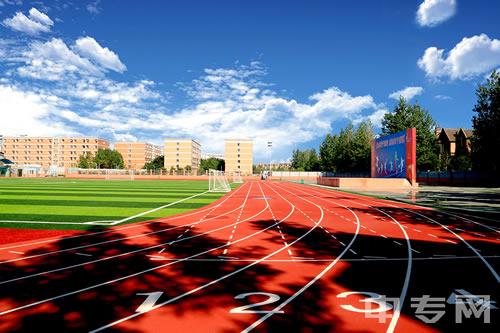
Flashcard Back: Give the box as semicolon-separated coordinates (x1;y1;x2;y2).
0;181;498;332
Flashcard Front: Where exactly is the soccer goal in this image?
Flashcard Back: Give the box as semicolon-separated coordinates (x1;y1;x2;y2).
232;171;243;183
105;169;135;180
209;169;231;192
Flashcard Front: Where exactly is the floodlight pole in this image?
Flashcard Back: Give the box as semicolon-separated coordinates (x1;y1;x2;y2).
267;141;273;173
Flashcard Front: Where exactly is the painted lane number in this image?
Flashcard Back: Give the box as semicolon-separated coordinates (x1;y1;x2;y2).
337;291;394;313
230;292;284;314
136;292;164;313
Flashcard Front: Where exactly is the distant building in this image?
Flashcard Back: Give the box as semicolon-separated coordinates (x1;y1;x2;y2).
201;152;225;160
1;136;109;168
225;139;253;175
436;128;473;157
114;142;162;169
164;138;201;172
254;162;292;171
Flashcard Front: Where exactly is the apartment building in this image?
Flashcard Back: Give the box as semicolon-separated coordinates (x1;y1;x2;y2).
164;138;201;172
1;136;109;168
225;139;253;176
114;142;162;170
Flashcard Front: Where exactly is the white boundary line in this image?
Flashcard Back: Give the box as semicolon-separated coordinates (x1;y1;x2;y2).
0;183;254;282
0;182;270;316
322;185;500;284
241;182;360;332
0;183;248;252
88;181;306;332
0;191;209;226
299;184;413;333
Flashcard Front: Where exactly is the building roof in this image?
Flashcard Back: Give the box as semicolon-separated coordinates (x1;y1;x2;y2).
441;128;459;142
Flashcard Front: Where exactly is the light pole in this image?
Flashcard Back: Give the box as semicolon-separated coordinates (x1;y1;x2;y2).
267;141;273;175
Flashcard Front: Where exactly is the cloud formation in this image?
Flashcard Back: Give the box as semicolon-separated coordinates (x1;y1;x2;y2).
389;86;424;100
418;34;500;80
74;37;126;73
2;7;53;35
15;37;127;81
416;0;456;27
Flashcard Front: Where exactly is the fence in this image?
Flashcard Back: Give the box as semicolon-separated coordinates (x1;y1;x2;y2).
417;171;500;186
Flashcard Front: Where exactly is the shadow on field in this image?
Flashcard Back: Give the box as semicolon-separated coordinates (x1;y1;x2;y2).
0;196;498;332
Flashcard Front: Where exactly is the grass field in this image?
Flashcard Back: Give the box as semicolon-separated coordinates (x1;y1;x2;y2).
0;178;227;230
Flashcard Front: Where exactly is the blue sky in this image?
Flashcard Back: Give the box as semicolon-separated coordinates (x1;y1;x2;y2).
1;0;499;162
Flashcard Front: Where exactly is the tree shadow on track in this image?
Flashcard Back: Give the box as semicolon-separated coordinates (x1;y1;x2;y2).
0;222;285;332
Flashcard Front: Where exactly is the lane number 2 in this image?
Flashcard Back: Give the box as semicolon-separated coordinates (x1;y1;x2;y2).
230;292;284;314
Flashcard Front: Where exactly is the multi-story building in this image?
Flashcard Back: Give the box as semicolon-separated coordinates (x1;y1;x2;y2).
225;139;253;176
164;138;201;172
114;142;162;170
1;136;109;168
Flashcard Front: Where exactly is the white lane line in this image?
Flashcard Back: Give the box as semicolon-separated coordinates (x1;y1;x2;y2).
322;186;500;283
0;188;249;266
0;184;248;263
0;185;258;286
413;229;422;233
0;182;272;317
427;233;438;238
88;181;301;332
75;252;92;257
158;248;165;254
349;249;357;255
304;184;413;333
221;183;254;256
339;241;346;246
380;234;388;239
393;240;403;246
364;256;386;259
8;251;24;255
411;249;421;254
240;182;360;333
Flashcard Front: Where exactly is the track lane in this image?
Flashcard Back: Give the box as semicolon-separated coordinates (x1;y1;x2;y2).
301;183;499;332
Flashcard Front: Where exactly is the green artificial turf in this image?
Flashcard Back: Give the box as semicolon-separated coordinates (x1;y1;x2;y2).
0;178;228;230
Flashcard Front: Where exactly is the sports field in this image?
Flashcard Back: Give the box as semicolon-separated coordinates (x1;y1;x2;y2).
0;178;225;230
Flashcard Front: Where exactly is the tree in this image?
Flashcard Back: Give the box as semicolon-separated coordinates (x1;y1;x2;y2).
144;155;164;170
318;121;374;173
472;70;500;173
94;148;124;169
77;152;95;169
382;97;438;171
199;158;225;173
290;149;320;171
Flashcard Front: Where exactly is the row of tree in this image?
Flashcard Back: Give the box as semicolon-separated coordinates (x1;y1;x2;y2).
290;70;500;174
78;148;125;169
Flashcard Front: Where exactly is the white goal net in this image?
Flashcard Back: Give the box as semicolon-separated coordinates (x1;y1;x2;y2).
232;171;243;184
105;169;135;180
209;169;231;192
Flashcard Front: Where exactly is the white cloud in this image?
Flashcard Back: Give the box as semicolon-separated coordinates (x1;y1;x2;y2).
86;0;102;14
74;37;126;73
418;34;500;80
18;38;102;80
434;94;452;100
2;7;53;35
16;37;128;80
389;86;424;100
28;8;54;27
417;0;456;27
0;84;75;136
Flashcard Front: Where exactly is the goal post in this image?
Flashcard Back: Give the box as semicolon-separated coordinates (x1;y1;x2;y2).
232;171;243;184
209;169;231;192
104;169;135;180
